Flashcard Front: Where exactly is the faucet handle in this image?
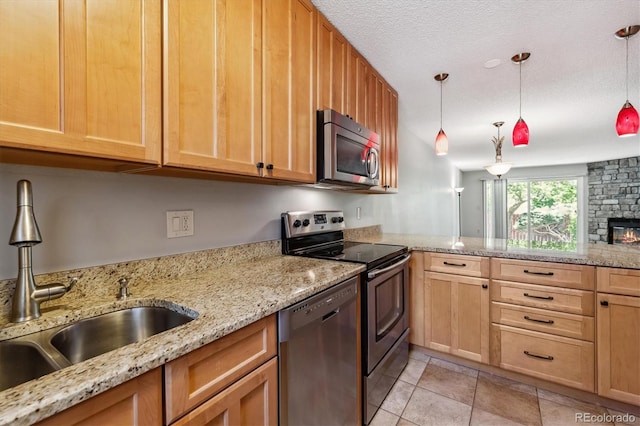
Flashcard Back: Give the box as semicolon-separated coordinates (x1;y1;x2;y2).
117;277;132;300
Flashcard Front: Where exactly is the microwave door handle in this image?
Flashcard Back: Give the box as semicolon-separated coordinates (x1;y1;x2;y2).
367;254;411;279
366;148;380;179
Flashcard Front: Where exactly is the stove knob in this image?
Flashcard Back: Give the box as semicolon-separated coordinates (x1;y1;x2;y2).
293;220;302;228
302;219;310;227
331;217;339;223
338;217;344;223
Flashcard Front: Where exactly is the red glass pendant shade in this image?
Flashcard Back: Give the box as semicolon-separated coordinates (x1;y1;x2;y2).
435;129;449;156
512;117;529;147
616;101;639;137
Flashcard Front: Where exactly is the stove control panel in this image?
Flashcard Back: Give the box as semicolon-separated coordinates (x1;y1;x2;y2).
282;210;345;237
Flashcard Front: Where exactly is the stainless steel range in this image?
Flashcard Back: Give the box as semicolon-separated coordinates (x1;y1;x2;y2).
281;210;410;424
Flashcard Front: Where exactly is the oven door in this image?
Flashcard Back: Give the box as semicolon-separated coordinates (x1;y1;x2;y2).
365;254;410;373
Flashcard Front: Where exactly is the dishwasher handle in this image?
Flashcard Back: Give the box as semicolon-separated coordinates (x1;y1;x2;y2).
367;254;411;279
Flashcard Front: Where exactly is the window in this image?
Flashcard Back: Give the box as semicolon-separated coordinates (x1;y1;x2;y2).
507;178;579;250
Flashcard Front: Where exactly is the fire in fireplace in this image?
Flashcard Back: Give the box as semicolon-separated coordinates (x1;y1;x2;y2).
608;218;640;245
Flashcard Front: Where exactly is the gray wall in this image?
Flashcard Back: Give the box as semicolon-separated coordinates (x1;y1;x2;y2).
460;164;588;239
0;112;460;279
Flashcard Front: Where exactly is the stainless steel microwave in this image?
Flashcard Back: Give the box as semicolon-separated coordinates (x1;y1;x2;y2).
317;109;380;188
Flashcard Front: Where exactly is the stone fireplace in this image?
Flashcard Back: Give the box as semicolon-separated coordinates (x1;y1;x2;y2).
588;156;640;244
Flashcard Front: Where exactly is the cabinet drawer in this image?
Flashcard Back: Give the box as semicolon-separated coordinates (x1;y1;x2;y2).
424;252;490;278
491;280;594;316
164;315;277;424
491;324;594;391
491;258;594;290
491;301;594;341
597;267;640;296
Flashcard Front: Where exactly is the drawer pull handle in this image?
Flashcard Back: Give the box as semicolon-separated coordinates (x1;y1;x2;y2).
523;269;554;276
523;293;554;300
600;300;609;306
443;261;466;267
524;351;554;361
524;315;554;324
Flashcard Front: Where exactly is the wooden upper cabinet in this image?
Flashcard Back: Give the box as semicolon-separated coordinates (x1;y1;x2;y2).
0;0;161;164
346;46;368;124
165;0;315;183
365;69;398;192
164;0;263;176
263;0;316;183
317;12;347;113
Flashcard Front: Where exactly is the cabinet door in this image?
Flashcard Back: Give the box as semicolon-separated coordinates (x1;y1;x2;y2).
317;13;347;113
346;46;368;124
424;272;453;353
451;275;490;363
164;0;262;176
36;369;162;426
425;272;490;363
0;0;161;164
263;0;316;183
165;315;277;424
597;293;640;405
172;358;278;426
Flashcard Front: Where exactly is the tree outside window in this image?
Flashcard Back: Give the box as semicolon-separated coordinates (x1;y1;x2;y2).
507;179;578;250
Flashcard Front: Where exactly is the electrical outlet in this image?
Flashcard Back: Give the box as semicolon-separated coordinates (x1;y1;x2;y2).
167;210;194;238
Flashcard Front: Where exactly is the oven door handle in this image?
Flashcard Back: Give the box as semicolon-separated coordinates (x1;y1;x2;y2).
367;254;411;279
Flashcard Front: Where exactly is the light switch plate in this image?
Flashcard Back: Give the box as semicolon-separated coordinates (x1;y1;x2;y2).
166;210;194;238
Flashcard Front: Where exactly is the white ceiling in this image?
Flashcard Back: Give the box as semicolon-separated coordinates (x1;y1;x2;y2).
310;0;640;172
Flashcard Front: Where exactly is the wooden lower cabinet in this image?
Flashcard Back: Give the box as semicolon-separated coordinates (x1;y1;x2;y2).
165;315;277;424
597;292;640;405
172;358;278;426
36;369;162;426
424;271;490;363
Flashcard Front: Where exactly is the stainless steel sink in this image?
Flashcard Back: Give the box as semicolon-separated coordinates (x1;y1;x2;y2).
0;305;196;391
0;342;58;392
50;306;194;363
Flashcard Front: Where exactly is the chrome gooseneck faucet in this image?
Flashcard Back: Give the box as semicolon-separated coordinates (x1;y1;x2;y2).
9;180;76;323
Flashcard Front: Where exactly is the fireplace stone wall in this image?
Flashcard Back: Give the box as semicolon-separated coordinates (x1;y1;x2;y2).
588;156;640;243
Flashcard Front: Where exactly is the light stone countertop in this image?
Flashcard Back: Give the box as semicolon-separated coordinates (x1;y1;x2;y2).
351;233;640;269
0;244;364;425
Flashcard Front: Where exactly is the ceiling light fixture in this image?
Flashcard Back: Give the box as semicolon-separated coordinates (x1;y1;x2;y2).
615;25;640;137
434;73;449;156
511;52;530;147
484;121;512;178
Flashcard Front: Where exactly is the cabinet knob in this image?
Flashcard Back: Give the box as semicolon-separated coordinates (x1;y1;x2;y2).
600;300;609;306
482;284;488;289
256;162;264;169
266;164;274;170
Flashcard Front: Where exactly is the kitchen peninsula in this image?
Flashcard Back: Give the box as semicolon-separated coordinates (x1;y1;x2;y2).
0;230;638;424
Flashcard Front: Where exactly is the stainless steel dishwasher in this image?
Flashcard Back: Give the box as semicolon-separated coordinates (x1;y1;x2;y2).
278;275;359;426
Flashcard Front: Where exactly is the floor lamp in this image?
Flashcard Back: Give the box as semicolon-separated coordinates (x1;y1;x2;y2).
454;187;464;247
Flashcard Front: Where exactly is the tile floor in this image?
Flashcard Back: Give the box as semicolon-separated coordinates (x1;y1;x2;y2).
371;349;640;426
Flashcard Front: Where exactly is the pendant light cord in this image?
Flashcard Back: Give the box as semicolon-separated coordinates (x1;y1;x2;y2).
626;35;629;101
519;59;523;117
440;80;443;128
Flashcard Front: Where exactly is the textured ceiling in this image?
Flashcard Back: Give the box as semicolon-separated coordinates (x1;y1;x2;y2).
310;0;640;171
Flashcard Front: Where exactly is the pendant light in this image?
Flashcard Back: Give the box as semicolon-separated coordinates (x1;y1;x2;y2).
615;25;640;137
511;52;530;147
434;73;449;156
484;121;512;178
